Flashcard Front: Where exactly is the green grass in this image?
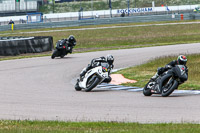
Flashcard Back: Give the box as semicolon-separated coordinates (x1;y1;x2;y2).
0;120;200;133
116;54;200;90
0;21;200;131
0;53;51;61
1;21;200;61
1;21;200;52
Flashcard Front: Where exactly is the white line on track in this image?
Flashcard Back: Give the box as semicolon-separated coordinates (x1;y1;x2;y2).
97;83;200;95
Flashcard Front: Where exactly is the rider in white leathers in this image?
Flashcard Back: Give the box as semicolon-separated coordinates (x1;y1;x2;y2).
80;54;114;83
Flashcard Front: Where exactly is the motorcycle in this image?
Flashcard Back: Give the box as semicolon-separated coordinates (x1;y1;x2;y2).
143;65;188;97
75;63;110;92
51;39;72;59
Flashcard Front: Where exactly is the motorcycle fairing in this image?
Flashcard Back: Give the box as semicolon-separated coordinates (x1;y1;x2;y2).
79;66;109;89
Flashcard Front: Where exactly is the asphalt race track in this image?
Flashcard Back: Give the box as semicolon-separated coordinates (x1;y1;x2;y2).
0;43;200;123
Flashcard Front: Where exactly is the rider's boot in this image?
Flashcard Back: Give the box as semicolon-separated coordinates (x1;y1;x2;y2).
69;47;72;53
103;76;112;83
80;68;87;81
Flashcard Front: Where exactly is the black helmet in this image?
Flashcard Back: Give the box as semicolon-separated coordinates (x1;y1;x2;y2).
177;55;187;65
68;35;76;44
106;54;114;65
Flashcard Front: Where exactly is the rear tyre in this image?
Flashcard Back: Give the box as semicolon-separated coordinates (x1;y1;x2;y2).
143;81;153;96
84;75;100;92
60;52;67;58
60;55;65;58
161;78;178;97
75;81;82;91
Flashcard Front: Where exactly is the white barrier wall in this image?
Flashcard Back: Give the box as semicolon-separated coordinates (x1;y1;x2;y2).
0;0;15;12
0;4;199;22
117;5;198;14
20;0;37;11
44;5;199;19
0;0;37;12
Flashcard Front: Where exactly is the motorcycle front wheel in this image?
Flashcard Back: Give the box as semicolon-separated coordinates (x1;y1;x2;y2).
75;80;82;91
51;50;57;59
84;74;100;92
143;81;153;96
161;77;178;97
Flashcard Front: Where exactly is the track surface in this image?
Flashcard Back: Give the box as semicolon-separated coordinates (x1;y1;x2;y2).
0;44;200;123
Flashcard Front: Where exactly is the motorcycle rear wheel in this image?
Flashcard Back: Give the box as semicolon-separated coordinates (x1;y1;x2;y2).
60;55;65;58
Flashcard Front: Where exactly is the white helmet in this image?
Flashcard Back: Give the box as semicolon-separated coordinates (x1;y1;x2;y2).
106;54;114;65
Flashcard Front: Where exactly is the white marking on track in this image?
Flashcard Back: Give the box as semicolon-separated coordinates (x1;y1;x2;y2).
97;83;200;95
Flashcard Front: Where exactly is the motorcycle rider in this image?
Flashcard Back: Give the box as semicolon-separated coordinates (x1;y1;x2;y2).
79;54;114;82
67;35;76;53
151;55;188;81
57;35;76;53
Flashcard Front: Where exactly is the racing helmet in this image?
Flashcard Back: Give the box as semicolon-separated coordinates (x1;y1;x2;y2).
106;54;114;65
68;35;76;45
177;55;187;65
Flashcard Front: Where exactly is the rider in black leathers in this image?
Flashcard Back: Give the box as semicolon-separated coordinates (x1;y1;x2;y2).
151;55;188;80
80;54;114;82
58;35;76;53
67;35;76;53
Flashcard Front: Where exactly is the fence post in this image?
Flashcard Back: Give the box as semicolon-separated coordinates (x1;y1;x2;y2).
11;24;14;31
180;14;184;20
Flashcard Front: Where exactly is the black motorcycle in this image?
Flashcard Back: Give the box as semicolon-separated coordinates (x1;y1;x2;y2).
143;65;188;97
51;39;72;59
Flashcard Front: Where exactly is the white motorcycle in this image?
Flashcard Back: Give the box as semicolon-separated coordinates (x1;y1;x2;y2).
75;63;110;92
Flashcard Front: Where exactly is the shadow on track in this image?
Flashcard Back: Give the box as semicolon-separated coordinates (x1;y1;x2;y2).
51;56;76;59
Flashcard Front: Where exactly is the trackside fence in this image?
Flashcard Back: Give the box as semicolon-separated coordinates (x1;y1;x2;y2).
0;13;200;31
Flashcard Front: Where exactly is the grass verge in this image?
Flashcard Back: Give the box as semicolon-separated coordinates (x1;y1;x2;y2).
0;120;200;133
0;20;200;61
0;52;51;61
1;20;200;51
115;54;200;90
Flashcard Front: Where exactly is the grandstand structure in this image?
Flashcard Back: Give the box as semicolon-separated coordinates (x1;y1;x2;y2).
0;0;39;16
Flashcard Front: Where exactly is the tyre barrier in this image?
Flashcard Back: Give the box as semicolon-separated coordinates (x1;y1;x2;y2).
0;36;53;56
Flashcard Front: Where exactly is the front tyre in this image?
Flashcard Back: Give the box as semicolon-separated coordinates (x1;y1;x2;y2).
161;78;178;97
84;75;100;92
51;50;57;59
75;80;82;91
143;81;153;96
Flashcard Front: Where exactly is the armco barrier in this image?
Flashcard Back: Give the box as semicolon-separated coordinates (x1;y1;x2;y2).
0;36;53;56
1;13;200;32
